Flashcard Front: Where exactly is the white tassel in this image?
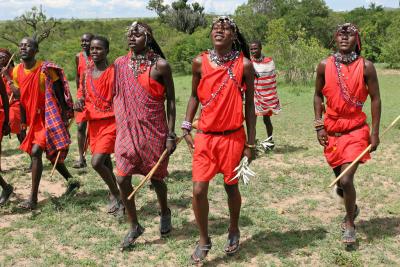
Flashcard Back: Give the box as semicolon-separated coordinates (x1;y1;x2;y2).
228;156;256;185
258;136;274;151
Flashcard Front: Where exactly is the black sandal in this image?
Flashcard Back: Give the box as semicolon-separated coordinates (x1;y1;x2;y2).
73;160;87;169
120;224;145;251
0;184;13;206
224;231;240;256
342;226;356;244
191;237;212;265
160;208;172;236
341;205;360;232
18;199;37;210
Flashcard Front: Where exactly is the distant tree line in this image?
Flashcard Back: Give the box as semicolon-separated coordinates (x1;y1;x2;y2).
0;1;399;83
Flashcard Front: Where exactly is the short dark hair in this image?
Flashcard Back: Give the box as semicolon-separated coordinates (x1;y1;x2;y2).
82;33;94;39
21;37;39;50
91;35;109;51
250;40;262;48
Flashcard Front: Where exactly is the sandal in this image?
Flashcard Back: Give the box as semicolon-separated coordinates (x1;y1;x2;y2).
160;208;172;236
191;237;212;265
73;160;87;169
342;226;356;244
108;198;124;216
341;205;360;232
0;184;13;206
120;224;145;251
224;231;240;256
18;199;37;210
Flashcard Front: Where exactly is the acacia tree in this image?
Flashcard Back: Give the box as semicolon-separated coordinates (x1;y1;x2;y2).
0;6;59;46
147;0;206;34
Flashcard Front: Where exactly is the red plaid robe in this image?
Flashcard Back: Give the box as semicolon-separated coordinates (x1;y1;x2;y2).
113;55;168;178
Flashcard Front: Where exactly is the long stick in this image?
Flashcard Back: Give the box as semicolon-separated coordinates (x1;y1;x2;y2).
328;115;400;187
50;117;75;177
128;137;183;199
4;53;15;103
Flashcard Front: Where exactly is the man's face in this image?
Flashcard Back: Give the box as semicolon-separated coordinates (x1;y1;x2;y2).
90;40;108;63
336;30;357;54
0;52;8;67
81;34;92;52
211;21;235;48
250;43;262;58
127;29;147;53
19;38;37;61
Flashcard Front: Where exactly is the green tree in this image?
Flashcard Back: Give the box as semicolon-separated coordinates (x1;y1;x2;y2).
0;5;59;46
147;0;206;34
380;17;400;68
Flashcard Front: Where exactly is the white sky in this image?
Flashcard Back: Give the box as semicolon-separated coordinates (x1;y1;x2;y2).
0;0;398;20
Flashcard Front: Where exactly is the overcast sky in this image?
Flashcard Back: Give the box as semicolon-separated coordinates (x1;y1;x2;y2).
0;0;398;20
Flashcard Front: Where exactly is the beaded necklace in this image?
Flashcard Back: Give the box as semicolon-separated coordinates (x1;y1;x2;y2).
251;55;264;63
128;50;159;78
201;50;242;110
333;52;364;108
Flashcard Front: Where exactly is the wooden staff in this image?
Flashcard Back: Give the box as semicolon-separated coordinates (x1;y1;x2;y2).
128;137;183;200
328;115;400;187
2;53;15;103
50;117;75;177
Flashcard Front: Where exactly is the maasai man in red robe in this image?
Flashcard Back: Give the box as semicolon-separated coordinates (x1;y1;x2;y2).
314;23;381;245
74;33;93;169
182;16;256;263
12;37;77;210
74;36;122;216
250;40;281;151
0;48;29;171
114;22;176;251
0;73;12;206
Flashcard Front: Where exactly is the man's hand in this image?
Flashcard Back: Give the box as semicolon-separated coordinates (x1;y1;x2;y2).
73;99;85;112
166;139;177;155
370;133;380;152
1;67;10;79
316;128;328;147
243;147;255;164
183;132;194;154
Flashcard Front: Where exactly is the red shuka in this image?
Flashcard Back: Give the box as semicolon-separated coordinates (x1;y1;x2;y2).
322;56;370;168
1;68;21;135
75;51;92;123
193;52;246;185
79;65;115;154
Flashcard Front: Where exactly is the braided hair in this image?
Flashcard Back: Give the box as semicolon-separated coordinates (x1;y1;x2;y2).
211;16;250;59
127;21;166;59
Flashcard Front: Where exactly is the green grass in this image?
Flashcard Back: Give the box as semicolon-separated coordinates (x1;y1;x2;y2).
1;68;400;266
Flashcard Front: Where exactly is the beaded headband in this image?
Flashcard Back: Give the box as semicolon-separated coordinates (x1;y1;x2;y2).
336;23;359;35
127;21;151;36
212;16;238;32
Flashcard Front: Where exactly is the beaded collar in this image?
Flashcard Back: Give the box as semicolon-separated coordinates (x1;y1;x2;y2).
209;49;240;66
251;55;264;63
128;50;159;78
333;52;358;65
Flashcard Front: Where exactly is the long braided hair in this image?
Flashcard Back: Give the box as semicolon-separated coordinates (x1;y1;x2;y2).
127;21;165;59
211;16;250;59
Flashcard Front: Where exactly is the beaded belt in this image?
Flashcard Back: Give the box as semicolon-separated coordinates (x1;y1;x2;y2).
327;123;365;137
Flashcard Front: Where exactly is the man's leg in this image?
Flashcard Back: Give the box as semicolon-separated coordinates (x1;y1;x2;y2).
91;154;121;213
263;115;273;138
0;174;13;206
192;181;210;246
19;144;43;209
17;132;32;172
224;182;241;253
117;175;143;250
74;121;87;168
151;178;171;235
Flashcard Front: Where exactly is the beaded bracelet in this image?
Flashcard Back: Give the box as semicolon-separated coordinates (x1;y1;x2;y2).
315;126;325;132
245;143;256;148
181;120;192;132
314;118;324;128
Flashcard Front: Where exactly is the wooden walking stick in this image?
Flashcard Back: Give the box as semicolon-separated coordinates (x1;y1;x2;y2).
128;137;183;199
328;115;400;188
2;53;15;103
50;117;75;177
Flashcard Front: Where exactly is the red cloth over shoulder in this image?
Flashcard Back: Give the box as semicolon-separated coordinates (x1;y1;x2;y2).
138;68;165;100
197;51;245;132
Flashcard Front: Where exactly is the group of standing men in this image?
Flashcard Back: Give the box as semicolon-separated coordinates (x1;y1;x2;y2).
0;16;380;262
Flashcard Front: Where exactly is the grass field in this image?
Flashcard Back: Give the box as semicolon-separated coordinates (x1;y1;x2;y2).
0;68;399;266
